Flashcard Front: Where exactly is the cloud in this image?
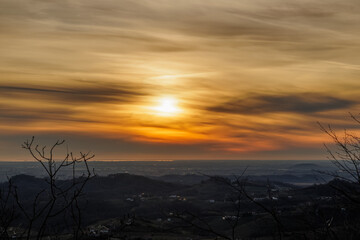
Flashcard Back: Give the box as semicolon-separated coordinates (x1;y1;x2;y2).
0;104;103;124
0;82;146;104
0;82;149;125
0;0;359;160
207;93;356;115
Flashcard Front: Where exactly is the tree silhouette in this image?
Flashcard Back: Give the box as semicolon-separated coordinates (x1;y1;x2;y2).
319;114;360;203
0;137;95;240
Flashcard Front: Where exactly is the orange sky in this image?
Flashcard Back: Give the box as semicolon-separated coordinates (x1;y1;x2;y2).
1;0;360;161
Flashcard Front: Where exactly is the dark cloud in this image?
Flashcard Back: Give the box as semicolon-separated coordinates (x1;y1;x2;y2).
263;7;336;19
0;82;148;124
207;93;356;115
0;82;146;104
0;105;102;124
176;19;295;39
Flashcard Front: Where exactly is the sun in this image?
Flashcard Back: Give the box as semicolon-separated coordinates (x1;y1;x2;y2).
152;97;181;116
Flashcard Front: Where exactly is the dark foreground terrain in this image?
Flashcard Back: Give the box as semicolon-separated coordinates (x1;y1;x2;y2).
2;173;360;240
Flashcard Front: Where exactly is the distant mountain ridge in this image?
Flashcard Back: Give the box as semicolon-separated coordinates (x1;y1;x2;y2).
290;163;320;169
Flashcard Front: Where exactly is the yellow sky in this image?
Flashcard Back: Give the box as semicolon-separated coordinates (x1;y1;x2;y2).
1;0;360;160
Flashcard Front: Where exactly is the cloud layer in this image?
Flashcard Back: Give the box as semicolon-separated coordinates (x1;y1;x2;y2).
1;0;360;160
208;93;356;115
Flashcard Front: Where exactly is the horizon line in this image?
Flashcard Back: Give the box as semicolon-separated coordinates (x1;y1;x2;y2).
0;159;330;163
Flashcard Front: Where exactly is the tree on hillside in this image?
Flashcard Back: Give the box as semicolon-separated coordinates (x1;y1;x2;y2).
317;113;360;238
0;179;17;239
0;137;95;240
319;113;360;202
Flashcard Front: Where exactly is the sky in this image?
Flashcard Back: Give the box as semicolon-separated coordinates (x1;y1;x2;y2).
1;0;360;161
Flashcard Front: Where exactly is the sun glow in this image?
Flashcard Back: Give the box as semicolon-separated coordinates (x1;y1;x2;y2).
152;97;181;116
